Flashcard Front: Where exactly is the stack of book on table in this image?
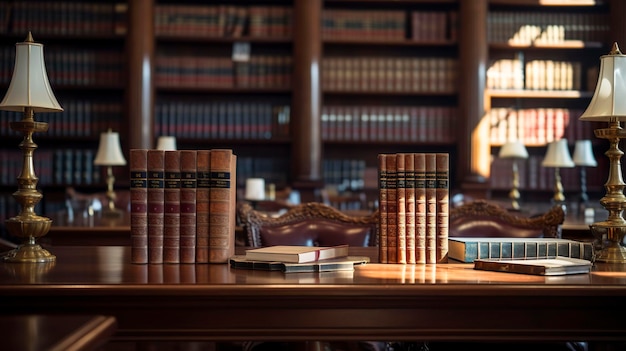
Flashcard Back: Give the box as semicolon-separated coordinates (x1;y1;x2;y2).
377;152;450;265
129;148;237;265
448;237;594;276
229;245;370;273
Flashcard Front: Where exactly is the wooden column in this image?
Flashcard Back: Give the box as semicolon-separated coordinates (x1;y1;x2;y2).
609;0;626;46
458;0;489;197
291;0;323;201
126;0;154;150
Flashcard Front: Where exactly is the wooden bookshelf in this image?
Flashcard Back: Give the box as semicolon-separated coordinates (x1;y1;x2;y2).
1;0;626;231
485;0;617;204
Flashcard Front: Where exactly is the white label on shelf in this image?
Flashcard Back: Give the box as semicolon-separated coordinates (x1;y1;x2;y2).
232;42;251;62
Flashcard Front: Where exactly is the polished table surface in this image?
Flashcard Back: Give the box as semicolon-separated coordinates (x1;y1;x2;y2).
0;246;625;344
3;314;117;351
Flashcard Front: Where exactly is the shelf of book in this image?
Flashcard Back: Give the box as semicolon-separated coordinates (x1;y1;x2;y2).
485;0;610;203
320;1;459;198
0;1;128;235
153;1;294;197
1;0;623;234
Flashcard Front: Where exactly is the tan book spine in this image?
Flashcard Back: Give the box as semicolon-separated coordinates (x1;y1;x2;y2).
377;154;388;264
180;150;197;264
436;153;449;263
396;153;407;264
404;153;416;264
130;149;148;264
209;149;236;263
386;154;398;264
163;150;181;264
147;150;165;264
196;150;211;263
425;153;437;264
414;153;426;264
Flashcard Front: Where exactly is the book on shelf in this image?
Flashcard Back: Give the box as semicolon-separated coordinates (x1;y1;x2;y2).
195;150;211;263
244;245;350;264
229;255;369;273
163;150;181;264
208;149;237;263
448;237;594;263
130;149;148;264
179;150;197;264
147;150;165;264
474;257;592;276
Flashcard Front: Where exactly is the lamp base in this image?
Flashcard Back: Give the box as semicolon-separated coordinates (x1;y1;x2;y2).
3;243;55;263
590;222;626;263
3;216;54;263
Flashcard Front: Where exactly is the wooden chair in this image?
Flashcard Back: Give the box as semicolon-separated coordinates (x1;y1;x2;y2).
237;201;383;351
238;201;378;248
449;199;565;238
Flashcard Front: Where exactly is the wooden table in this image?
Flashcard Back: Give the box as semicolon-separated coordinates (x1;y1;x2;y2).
0;246;625;347
3;315;117;351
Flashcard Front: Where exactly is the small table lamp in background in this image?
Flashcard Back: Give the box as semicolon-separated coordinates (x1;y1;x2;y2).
156;136;177;151
94;129;127;218
0;32;63;263
542;139;574;206
579;42;626;263
572;140;597;216
498;140;529;211
245;178;266;203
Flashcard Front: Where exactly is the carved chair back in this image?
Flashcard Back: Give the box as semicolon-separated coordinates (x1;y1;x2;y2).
238;201;378;247
449;200;565;238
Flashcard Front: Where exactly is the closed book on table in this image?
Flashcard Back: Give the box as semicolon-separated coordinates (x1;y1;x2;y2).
230;255;369;273
448;237;593;263
474;257;592;276
245;245;350;263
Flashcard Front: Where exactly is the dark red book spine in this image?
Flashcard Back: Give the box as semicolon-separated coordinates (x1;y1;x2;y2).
130;149;148;264
180;150;197;264
195;150;211;263
147;150;165;264
163;150;181;264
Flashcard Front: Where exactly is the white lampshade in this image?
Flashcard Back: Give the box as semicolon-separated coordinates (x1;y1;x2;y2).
499;141;529;159
579;42;626;122
94;130;127;166
245;178;265;201
572;140;598;167
542;139;575;168
156;136;177;150
0;32;63;113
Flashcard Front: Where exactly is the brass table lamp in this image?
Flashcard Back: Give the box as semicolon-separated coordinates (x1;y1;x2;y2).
579;43;626;263
541;139;574;205
498;140;529;211
0;33;63;263
94;129;127;218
